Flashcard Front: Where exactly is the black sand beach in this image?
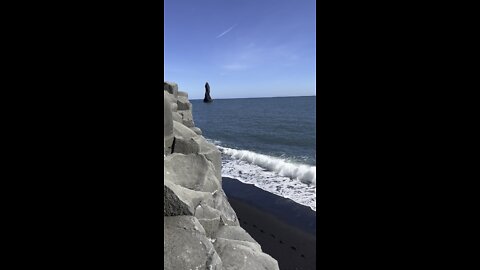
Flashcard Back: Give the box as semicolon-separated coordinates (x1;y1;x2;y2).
223;177;316;270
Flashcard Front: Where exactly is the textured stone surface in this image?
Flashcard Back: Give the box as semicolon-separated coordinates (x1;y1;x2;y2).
177;96;191;110
215;225;257;244
214;237;262;253
164;153;220;193
164;81;178;97
173;120;198;139
214;239;278;270
172;111;182;123
164;92;174;155
164;216;222;270
191;127;203;135
195;203;222;238
164;184;192;216
173;137;200;155
179;109;195;127
164;179;214;215
163;82;279;270
212;189;239;226
195;137;223;182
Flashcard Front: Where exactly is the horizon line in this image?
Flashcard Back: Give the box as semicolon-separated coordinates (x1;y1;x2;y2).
190;94;316;101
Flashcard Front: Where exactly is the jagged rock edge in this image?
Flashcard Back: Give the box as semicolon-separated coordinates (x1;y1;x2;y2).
164;82;279;270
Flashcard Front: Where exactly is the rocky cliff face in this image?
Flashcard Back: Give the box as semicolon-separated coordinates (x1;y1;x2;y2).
164;81;279;270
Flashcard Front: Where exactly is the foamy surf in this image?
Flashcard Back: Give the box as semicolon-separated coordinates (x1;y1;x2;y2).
212;143;316;211
218;146;316;185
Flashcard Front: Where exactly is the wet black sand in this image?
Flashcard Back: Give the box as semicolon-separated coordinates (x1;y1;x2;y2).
223;177;316;270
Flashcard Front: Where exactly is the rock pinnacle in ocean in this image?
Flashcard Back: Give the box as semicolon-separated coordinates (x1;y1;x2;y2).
203;82;213;103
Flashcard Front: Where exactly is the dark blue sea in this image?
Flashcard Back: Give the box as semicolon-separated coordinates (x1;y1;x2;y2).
191;96;316;211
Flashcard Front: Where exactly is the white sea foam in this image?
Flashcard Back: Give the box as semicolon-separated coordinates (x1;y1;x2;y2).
215;145;316;211
217;146;316;185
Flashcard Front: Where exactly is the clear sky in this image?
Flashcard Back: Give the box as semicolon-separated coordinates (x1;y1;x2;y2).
164;0;316;99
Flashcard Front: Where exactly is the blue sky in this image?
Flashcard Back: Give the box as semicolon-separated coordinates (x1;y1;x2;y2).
164;0;316;99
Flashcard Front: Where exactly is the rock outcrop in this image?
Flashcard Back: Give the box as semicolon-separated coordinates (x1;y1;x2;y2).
164;81;279;270
203;82;213;103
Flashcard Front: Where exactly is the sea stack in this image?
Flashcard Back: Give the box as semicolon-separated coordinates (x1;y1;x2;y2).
203;82;213;103
164;81;279;270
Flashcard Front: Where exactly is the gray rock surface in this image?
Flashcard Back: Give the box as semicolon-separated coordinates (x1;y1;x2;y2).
214;240;278;270
164;81;178;97
191;126;203;135
177;96;191;110
164;184;193;216
164;92;174;156
173;137;200;155
164;82;279;270
164;216;223;270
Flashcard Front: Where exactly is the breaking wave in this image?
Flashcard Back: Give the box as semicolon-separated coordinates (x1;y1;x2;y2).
217;146;316;185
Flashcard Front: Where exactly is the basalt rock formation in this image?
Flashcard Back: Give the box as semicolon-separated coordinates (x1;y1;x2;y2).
164;81;279;270
203;82;213;103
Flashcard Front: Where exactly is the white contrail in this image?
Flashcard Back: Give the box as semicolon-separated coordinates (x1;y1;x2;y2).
216;24;237;38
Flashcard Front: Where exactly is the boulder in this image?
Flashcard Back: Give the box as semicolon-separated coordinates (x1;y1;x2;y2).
195;203;223;238
164;91;178;112
164;81;178;98
214;237;262;253
173;120;198;140
164;179;214;215
172;137;199;155
213;189;239;226
164;216;223;270
177;96;191;111
195;137;222;182
172;111;183;123
164;184;193;216
215;225;257;244
164;153;220;193
213;239;279;270
190;127;202;135
170;102;178;112
179;110;195;127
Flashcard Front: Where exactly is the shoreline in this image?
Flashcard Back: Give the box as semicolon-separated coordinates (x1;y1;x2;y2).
223;177;316;270
222;177;316;235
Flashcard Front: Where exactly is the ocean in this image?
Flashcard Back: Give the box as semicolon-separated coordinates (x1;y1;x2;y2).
191;96;316;211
